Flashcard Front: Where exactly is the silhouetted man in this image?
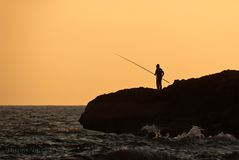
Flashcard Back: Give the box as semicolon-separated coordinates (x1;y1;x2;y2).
155;64;164;90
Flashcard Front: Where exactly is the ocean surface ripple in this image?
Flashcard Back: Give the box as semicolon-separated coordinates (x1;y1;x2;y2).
0;106;238;160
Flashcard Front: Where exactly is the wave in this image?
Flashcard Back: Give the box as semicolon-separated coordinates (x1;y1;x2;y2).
173;126;205;140
140;124;163;139
214;132;237;141
140;124;236;141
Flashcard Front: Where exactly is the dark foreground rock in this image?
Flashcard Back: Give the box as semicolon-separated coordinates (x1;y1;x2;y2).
79;70;239;137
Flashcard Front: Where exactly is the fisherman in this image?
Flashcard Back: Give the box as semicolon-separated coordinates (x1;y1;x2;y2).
113;52;169;84
155;64;164;90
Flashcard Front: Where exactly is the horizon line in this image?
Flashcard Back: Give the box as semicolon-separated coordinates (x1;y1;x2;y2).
0;105;86;107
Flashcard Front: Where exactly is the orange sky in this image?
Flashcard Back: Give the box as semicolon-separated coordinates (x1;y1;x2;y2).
0;0;238;105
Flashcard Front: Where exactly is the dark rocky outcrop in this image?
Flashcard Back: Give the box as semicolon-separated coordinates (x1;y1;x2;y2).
79;70;239;137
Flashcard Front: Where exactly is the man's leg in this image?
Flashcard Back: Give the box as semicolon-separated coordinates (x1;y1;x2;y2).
159;78;162;90
156;78;159;90
160;80;162;90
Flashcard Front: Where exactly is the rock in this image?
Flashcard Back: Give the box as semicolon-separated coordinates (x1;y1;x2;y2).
79;70;239;137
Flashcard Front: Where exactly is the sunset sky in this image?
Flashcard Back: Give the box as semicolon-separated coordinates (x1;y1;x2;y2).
0;0;238;105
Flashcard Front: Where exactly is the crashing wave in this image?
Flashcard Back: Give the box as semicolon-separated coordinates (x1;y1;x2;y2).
140;125;163;139
215;132;237;141
140;125;205;139
173;126;205;140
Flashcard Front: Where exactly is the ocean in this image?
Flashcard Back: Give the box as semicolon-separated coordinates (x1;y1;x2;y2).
0;106;238;160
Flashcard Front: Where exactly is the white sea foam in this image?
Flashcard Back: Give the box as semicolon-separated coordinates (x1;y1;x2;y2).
140;124;162;138
141;125;205;139
173;126;205;140
215;132;237;141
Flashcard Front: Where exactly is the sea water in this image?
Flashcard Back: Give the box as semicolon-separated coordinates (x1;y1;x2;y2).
0;106;238;160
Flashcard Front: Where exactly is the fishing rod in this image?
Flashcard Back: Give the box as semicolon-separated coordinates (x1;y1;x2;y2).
113;52;170;83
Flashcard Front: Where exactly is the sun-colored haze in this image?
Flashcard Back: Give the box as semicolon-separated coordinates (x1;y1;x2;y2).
0;0;238;105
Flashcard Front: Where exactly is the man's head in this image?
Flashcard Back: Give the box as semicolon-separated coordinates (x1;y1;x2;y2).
156;64;160;68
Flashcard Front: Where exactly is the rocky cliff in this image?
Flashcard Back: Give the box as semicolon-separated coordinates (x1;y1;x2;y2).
79;70;239;137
